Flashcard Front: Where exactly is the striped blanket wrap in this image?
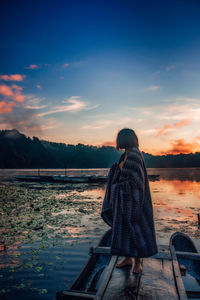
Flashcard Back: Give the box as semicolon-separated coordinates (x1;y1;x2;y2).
101;146;158;257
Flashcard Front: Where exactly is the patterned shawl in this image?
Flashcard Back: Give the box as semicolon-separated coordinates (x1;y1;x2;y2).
101;146;158;257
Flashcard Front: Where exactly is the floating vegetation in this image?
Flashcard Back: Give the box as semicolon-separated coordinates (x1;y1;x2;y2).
0;183;105;249
1;170;200;300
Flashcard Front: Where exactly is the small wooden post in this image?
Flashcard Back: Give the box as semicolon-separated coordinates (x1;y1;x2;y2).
198;213;200;228
38;168;40;176
180;264;186;276
64;166;67;176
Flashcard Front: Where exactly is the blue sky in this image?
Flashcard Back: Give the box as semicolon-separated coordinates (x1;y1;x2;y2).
1;0;200;154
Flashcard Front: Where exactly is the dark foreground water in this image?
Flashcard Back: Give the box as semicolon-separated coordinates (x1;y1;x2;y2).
0;168;200;299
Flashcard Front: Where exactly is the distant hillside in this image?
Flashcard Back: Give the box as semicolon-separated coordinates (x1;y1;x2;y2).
0;129;200;168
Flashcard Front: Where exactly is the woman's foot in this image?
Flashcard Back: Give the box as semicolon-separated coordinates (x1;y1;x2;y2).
115;257;133;268
132;262;142;274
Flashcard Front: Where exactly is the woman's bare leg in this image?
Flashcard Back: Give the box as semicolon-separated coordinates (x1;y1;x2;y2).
115;256;133;268
133;257;142;273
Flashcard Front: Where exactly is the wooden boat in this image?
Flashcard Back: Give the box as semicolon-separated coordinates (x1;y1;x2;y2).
57;228;186;300
56;229;113;300
14;174;160;183
169;232;200;300
14;175;108;183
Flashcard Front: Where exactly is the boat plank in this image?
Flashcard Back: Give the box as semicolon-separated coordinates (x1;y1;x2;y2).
94;255;118;300
56;290;95;300
100;256;140;300
170;245;188;300
176;251;200;260
91;247;171;260
137;257;179;300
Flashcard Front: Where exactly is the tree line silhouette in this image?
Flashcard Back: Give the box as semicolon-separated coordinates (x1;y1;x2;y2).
0;129;200;168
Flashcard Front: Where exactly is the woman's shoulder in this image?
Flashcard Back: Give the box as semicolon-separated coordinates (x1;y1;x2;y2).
128;146;143;162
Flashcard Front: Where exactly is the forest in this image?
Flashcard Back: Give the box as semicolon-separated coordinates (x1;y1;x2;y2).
0;129;200;168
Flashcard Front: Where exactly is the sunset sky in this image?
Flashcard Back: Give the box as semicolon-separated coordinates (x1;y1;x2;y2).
1;0;200;155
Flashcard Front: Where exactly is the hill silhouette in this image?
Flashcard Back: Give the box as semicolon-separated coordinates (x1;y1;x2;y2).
0;129;200;168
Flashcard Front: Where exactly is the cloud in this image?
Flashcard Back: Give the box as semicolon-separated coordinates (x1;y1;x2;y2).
39;118;60;131
38;96;97;117
126;97;200;124
24;64;40;69
146;85;160;91
12;94;25;102
0;74;26;81
154;98;200;122
36;84;41;89
24;95;46;110
166;64;176;72
118;117;132;125
11;84;23;90
0;101;16;114
81;117;132;130
157;138;200;155
25;104;46;110
102;140;116;147
155;119;191;136
0;84;26;114
11;84;25;102
0;85;13;97
0;106;42;135
81;120;113;129
0;97;60;137
0;84;25;102
63;63;69;68
152;70;161;76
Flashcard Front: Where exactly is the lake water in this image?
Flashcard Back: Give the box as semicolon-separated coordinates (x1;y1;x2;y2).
0;168;200;299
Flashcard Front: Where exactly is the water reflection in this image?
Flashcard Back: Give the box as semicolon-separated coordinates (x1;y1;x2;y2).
0;168;200;299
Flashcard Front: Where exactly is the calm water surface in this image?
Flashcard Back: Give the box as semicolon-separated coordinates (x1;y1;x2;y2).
0;168;200;299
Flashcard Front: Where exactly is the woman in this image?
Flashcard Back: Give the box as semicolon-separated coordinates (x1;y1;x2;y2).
101;128;158;273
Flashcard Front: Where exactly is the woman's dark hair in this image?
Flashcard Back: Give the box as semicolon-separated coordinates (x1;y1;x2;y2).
116;128;139;150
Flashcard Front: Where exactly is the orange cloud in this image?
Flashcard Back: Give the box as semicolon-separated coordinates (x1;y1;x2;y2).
0;74;25;81
24;64;40;69
156;119;191;136
102;141;115;147
12;93;25;103
11;84;23;90
0;84;26;112
0;85;13;97
157;139;200;155
0;101;16;113
173;119;191;127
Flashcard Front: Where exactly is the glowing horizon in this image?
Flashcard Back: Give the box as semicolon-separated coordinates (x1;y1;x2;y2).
1;1;200;156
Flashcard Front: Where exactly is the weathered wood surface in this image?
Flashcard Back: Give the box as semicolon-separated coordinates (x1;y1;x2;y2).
137;257;179;300
95;255;118;300
170;245;188;300
97;248;179;300
56;290;95;300
100;256;141;300
176;250;200;260
57;246;187;300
